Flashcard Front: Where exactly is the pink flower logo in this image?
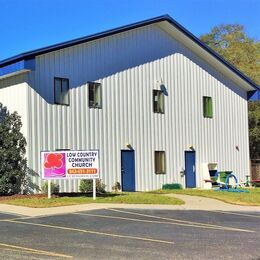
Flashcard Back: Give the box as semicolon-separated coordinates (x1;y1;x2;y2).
44;153;63;169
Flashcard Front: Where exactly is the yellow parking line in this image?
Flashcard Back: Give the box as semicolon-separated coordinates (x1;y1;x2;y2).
214;211;260;218
5;219;174;245
108;209;254;233
0;243;72;258
73;212;245;232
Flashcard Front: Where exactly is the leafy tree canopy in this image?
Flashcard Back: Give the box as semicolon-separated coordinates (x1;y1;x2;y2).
200;24;260;85
0;103;27;195
248;101;260;159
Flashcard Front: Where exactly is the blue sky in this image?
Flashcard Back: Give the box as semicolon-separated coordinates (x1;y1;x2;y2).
0;0;259;61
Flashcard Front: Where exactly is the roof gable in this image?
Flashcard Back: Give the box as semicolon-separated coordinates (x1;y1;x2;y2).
0;15;258;91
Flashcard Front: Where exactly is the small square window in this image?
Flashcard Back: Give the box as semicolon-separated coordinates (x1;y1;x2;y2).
155;151;166;174
203;96;213;118
88;82;102;108
54;77;69;105
153;90;164;113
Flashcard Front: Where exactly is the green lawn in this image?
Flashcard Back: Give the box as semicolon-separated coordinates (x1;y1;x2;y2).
2;188;259;208
0;192;184;208
152;188;260;206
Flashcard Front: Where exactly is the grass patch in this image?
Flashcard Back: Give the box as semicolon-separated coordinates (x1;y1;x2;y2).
151;188;260;206
0;192;184;208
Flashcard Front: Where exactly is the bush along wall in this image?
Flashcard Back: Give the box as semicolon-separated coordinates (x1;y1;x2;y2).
162;183;183;190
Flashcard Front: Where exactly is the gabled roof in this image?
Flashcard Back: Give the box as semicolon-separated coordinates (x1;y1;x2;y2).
0;14;259;91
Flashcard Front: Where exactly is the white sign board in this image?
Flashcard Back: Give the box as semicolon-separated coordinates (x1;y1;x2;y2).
41;150;99;180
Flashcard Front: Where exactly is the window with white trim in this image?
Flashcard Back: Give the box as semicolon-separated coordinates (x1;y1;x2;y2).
153;90;164;113
88;82;102;108
54;77;69;105
155;151;166;174
203;96;213;118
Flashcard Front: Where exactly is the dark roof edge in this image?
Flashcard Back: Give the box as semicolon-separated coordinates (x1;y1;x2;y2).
0;15;167;66
164;16;259;90
0;14;259;90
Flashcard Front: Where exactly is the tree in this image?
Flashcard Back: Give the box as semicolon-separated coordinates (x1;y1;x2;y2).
201;24;260;159
248;101;260;159
200;24;260;85
0;103;27;195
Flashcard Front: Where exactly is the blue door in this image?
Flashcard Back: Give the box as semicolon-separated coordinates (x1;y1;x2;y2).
121;150;135;191
185;151;196;188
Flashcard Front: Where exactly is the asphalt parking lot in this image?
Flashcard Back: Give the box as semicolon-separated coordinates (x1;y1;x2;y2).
0;209;260;259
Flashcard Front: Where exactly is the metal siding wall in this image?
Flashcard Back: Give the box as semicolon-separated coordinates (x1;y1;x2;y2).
0;74;28;139
25;24;250;192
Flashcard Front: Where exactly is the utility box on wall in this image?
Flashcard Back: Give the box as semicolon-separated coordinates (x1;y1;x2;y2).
201;163;218;189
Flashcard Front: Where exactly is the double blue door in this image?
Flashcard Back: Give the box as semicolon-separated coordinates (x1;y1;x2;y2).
185;151;196;188
121;150;135;191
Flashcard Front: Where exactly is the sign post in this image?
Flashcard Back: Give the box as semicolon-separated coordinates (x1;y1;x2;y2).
48;179;51;199
93;178;96;200
41;150;100;200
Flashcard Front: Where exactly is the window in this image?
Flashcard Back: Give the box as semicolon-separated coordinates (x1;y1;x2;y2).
88;82;102;108
153;90;164;113
54;77;69;105
155;151;166;174
203;96;213;118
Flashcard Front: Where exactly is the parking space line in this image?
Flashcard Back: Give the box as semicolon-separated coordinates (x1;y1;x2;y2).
73;212;246;232
214;211;260;218
0;243;72;258
0;211;25;217
4;219;175;245
0;217;27;222
108;209;254;233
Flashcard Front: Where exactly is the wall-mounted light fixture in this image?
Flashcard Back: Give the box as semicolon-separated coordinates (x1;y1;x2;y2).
125;142;133;149
189;145;195;151
179;167;185;177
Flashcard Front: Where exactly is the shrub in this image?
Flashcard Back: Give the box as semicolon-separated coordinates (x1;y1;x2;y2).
112;181;121;193
79;179;92;193
254;182;260;188
79;179;106;193
162;183;183;190
0;103;27;195
41;182;60;195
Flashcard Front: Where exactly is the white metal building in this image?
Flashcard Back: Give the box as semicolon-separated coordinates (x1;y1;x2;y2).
0;15;259;192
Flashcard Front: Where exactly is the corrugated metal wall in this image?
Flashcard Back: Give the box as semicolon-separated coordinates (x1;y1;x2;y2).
21;24;250;192
0;74;29;138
